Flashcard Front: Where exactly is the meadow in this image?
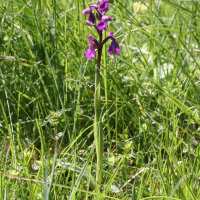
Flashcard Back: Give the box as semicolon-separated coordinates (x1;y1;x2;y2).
1;0;200;199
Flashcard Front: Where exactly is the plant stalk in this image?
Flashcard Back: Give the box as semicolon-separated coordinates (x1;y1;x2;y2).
103;31;111;150
94;31;103;185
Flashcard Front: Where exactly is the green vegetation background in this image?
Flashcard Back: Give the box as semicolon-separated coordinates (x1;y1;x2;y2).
1;0;200;199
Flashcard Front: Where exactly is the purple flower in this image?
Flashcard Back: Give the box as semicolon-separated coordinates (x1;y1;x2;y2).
99;0;114;12
85;35;98;60
86;44;96;60
97;15;112;31
99;1;109;12
97;21;108;31
82;2;98;15
108;41;120;55
82;3;99;25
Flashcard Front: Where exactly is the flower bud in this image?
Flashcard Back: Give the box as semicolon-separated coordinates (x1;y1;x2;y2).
109;32;115;39
85;20;95;26
108;41;120;55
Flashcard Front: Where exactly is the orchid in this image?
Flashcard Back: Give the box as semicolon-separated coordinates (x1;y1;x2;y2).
82;0;120;185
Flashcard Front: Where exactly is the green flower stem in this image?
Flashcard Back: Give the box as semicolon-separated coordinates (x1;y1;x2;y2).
94;31;103;185
103;31;111;150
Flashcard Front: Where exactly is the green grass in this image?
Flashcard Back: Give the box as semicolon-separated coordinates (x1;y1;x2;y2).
1;0;200;199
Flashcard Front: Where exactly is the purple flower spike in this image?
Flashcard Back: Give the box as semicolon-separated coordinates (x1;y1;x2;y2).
83;0;120;60
108;41;120;55
99;1;109;12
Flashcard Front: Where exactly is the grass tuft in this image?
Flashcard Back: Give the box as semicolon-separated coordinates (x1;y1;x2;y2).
1;0;200;199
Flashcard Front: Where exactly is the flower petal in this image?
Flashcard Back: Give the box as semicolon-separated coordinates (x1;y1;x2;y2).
108;46;113;55
108;46;112;55
102;15;112;22
99;1;109;12
85;44;96;59
88;34;94;43
85;49;94;59
97;20;108;31
108;41;120;55
82;8;92;15
90;2;99;9
88;12;95;24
